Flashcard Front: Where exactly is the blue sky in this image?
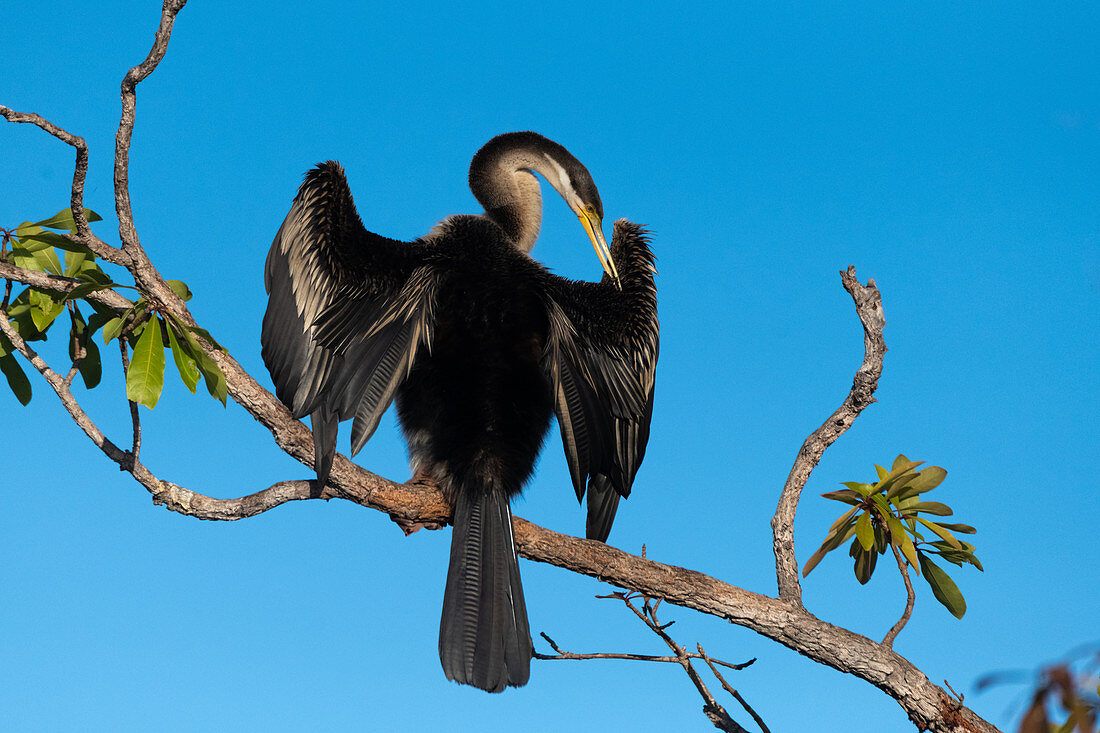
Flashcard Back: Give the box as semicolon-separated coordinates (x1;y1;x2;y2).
3;2;1098;730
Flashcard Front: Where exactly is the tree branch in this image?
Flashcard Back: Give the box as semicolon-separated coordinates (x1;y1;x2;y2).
0;308;131;470
698;645;772;733
114;0;188;262
0;107;125;262
0;261;133;312
618;592;749;733
771;266;887;606
118;338;141;462
883;543;917;648
535;631;755;671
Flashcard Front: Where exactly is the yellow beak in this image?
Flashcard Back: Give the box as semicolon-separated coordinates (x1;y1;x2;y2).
577;209;620;289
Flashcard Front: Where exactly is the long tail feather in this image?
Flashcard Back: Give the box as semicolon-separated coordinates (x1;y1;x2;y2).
585;474;621;542
439;488;532;692
310;406;338;495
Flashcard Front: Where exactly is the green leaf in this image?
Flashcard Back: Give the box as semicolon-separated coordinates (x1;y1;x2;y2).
841;481;874;496
873;522;889;553
30;296;65;332
935;522;977;534
890;454;924;475
68;308;102;389
194;348;227;405
64;250;87;277
102;317;125;344
917;516;963;550
13;240;67;277
802;521;858;577
166;280;193;302
918;551;967;619
0;335;32;405
187;325;226;352
874;464;889;481
928;543;984;572
126;316;166;409
17;229;94;256
77;267;114;286
166;314;227;405
876;457;923;497
165;319;199;394
855;511;874;551
895;466;948;500
821;489;863;506
913;501;954;516
84;311;114;339
32;207;103;230
851;540;878;584
79;337;102;389
828;506;859;532
6;290;47;342
886;513;920;574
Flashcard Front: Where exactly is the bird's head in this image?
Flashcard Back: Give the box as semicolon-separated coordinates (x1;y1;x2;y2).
473;131;621;288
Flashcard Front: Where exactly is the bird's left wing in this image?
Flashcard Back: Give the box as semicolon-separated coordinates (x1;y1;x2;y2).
542;220;658;541
262;161;438;486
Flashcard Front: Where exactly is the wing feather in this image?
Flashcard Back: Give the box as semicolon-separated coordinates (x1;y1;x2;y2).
261;161;437;486
542;220;658;541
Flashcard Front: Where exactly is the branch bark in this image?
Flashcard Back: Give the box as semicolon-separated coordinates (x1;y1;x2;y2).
0;2;999;730
771;266;887;605
883;543;917;648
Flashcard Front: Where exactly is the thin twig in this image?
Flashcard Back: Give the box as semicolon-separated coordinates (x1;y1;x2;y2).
882;543;916;648
944;680;964;705
62;302;84;390
613;592;749;733
118;338;141;463
698;645;771;733
771;266;887;606
535;631;755;670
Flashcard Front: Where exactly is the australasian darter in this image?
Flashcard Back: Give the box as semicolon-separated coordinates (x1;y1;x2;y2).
261;131;658;692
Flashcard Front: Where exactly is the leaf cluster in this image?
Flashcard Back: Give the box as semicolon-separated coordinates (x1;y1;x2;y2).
1;208;226;408
803;454;981;619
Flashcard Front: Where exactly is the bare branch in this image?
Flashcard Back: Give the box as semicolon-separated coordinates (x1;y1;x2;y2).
883;544;917;648
0;106;125;262
535;631;755;670
698;645;772;733
623;594;748;733
0;261;133;312
771;266;887;606
118;338;141;462
0;308;130;468
114;0;188;260
62;306;83;390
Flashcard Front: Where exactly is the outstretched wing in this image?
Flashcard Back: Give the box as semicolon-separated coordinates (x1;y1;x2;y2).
262;161;437;487
542;220;658;541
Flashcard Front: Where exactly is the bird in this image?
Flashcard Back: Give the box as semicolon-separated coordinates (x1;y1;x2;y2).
261;131;658;692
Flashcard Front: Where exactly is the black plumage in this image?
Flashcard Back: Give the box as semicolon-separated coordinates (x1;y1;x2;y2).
261;132;658;692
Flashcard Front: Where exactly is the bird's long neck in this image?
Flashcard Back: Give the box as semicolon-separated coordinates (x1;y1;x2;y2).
469;137;566;254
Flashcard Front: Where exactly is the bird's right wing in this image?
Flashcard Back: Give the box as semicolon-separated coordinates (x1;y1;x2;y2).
261;161;438;484
542;220;658;541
